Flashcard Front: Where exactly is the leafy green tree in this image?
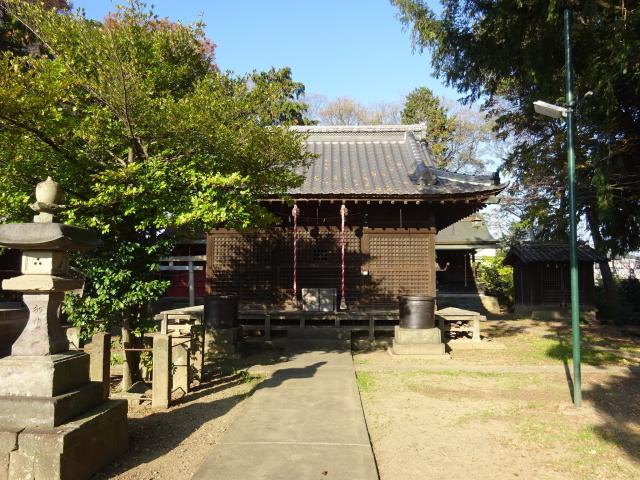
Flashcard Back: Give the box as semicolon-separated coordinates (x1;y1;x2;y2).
476;252;513;306
392;0;640;302
248;67;312;125
401;86;455;161
0;0;68;54
402;87;496;173
0;0;310;387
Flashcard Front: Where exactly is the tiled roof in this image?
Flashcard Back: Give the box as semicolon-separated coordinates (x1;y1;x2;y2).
288;125;505;198
436;215;497;246
504;243;607;265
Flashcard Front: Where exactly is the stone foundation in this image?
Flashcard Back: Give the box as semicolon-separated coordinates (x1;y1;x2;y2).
392;326;446;355
1;400;128;480
0;353;128;480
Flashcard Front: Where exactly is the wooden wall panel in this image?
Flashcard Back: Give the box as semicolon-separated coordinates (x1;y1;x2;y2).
206;226;436;309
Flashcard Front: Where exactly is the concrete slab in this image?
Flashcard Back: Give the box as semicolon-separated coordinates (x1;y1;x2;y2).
192;348;378;480
192;443;377;480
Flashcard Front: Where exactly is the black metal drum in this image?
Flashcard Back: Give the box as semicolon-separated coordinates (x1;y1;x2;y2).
203;294;239;328
399;295;436;329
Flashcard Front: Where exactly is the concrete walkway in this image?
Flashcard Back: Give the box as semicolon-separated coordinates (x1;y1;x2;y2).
192;342;378;480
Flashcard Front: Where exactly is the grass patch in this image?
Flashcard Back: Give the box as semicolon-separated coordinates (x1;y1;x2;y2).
235;370;264;399
575;425;615;456
356;371;375;394
236;370;262;385
538;336;624;365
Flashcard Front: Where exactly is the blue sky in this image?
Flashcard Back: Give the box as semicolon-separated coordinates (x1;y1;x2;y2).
73;0;459;106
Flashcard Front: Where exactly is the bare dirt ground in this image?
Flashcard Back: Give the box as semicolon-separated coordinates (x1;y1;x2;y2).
94;371;259;480
94;319;640;479
355;319;640;480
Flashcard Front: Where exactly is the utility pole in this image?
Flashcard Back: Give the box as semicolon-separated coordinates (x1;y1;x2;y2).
564;8;582;407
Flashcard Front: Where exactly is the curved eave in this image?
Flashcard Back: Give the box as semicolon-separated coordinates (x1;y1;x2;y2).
259;185;506;204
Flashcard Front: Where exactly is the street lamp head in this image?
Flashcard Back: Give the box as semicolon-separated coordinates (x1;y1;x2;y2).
533;100;568;119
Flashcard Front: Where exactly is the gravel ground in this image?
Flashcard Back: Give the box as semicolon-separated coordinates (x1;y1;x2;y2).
94;371;257;480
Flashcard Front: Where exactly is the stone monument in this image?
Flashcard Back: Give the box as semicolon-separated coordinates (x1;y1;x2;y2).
0;178;128;480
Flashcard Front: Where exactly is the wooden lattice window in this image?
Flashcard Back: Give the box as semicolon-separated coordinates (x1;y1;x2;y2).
365;231;435;301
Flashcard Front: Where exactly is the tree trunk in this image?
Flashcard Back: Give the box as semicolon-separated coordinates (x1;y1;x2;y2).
120;313;141;391
585;208;620;320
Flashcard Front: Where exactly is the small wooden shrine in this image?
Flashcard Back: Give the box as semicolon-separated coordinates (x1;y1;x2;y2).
204;125;505;311
504;242;605;309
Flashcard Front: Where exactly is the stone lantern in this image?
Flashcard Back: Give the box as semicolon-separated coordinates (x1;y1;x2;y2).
0;178;128;480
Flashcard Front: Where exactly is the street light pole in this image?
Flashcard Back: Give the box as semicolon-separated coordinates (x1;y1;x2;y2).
564;8;582;407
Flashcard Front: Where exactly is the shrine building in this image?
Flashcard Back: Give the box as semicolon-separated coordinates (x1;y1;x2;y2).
201;124;505;312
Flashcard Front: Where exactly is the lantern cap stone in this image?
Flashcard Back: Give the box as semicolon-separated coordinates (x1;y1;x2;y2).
0;223;101;251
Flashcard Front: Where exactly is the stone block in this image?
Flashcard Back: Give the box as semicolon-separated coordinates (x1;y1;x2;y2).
0;429;19;480
0;352;89;397
205;327;242;361
0;382;103;429
8;400;128;480
2;275;83;293
391;340;446;355
89;332;111;400
152;334;171;410
394;326;441;344
172;343;190;396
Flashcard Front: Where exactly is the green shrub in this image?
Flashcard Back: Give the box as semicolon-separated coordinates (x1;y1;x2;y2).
476;252;513;306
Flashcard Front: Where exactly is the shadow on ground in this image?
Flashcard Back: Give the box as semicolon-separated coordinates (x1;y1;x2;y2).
94;344;336;478
94;371;249;479
254;361;327;391
482;319;530;338
585;366;640;464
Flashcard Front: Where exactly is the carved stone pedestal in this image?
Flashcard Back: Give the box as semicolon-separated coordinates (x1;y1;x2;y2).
10;293;68;356
392;326;446;355
0;354;128;480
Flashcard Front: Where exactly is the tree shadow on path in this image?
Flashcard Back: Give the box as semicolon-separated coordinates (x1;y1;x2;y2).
93;371;251;479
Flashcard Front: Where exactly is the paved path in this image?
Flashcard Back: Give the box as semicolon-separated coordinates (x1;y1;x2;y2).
192;343;379;480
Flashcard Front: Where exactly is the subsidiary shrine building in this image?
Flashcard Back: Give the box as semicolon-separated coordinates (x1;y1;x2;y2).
202;125;506;311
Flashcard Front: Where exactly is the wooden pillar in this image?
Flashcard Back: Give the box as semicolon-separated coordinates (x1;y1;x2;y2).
427;231;437;296
188;260;195;306
205;231;214;295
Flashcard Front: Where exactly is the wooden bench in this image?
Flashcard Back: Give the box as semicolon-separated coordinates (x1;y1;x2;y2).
436;307;485;343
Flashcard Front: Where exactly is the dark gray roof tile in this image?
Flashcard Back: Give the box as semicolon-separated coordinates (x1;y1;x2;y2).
289;125;505;198
504;243;607;265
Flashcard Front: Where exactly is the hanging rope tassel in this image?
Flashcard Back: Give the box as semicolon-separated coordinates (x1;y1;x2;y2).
339;204;348;310
292;204;299;307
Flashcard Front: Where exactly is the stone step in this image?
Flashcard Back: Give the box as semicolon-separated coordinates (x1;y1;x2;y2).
0;381;104;429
